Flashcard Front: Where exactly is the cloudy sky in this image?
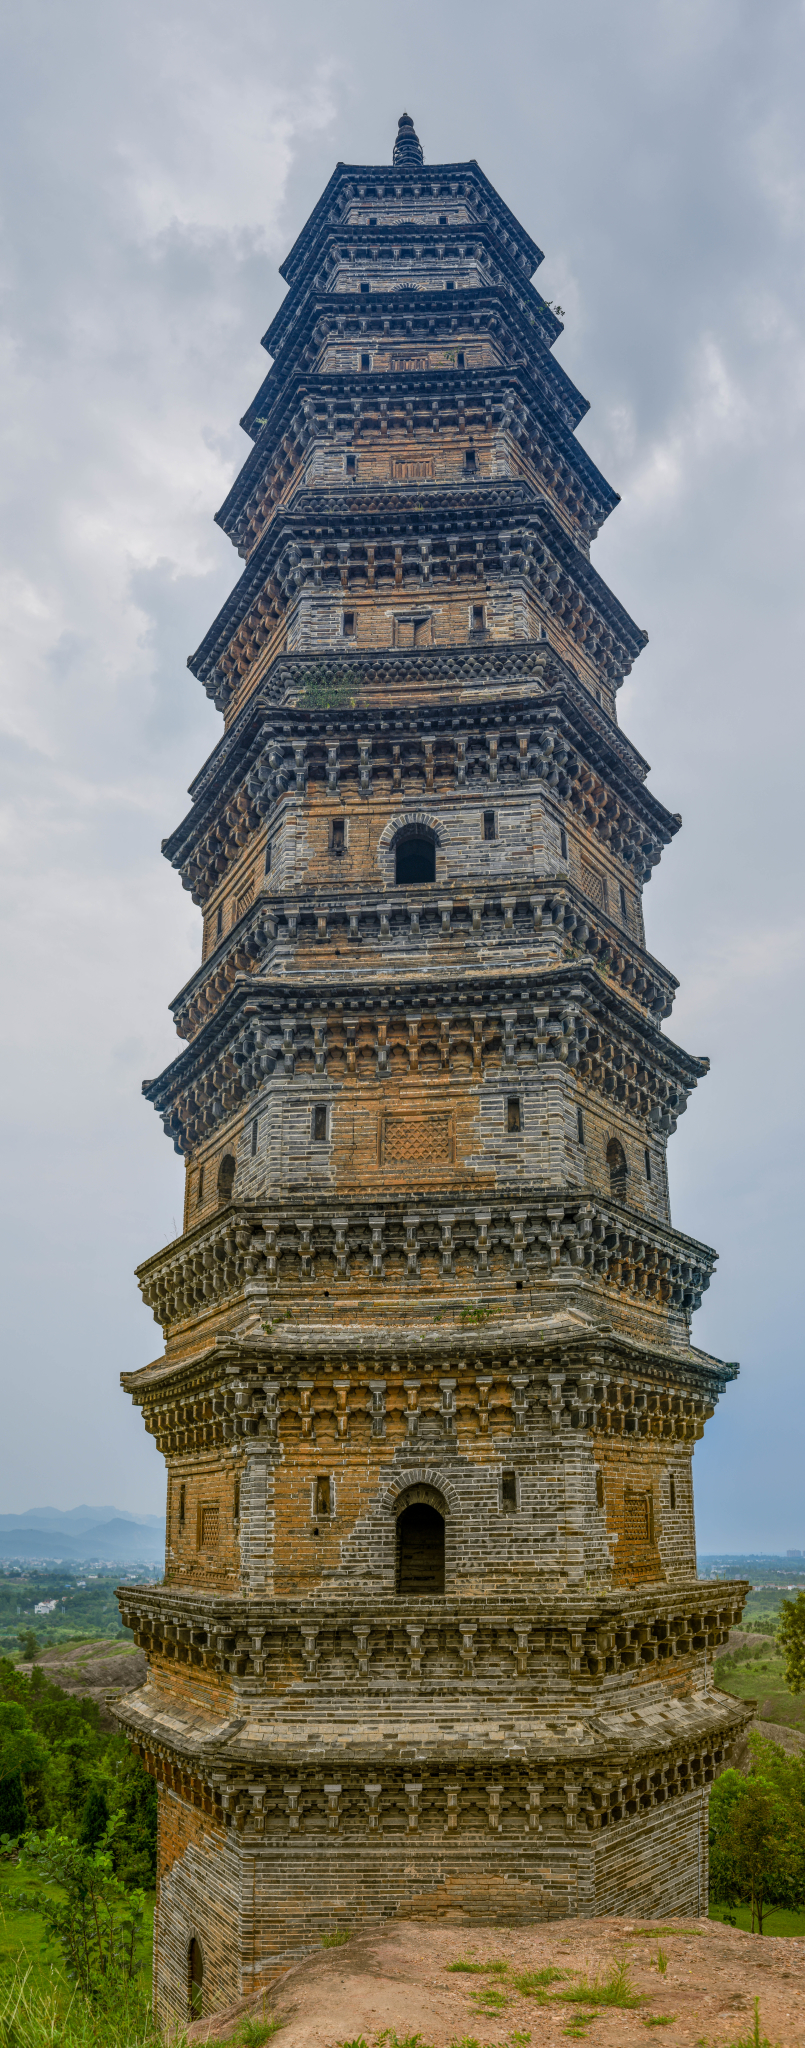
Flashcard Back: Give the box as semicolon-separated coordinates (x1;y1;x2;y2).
1;0;803;1547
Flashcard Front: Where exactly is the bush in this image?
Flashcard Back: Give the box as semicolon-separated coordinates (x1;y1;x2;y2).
20;1829;146;1998
0;1767;27;1841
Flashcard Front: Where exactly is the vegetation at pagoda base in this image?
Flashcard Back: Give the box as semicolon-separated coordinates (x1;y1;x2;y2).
709;1735;805;1933
0;1658;156;1888
778;1590;805;1693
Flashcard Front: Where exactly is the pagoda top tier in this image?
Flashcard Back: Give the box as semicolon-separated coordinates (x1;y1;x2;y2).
278;114;544;293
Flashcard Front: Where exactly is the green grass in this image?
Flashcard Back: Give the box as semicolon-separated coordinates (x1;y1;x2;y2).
557;1961;643;2010
512;1967;565;1997
321;1929;351;1947
714;1645;805;1736
643;2021;677;2030
709;1899;805;1936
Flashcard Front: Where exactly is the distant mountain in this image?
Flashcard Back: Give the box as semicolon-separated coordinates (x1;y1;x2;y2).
0;1508;165;1562
0;1506;164;1531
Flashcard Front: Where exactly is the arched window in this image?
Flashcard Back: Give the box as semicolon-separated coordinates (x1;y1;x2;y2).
188;1938;203;2021
394;827;436;886
396;1502;445;1594
216;1154;236;1205
607;1138;628;1198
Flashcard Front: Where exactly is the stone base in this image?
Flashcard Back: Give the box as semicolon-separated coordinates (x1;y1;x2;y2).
153;1786;710;2023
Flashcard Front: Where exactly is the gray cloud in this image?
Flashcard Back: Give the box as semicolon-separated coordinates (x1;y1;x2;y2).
1;0;802;1539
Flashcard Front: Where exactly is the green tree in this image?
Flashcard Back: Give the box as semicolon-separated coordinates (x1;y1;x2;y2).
0;1766;28;1840
778;1589;805;1693
710;1740;805;1932
17;1629;39;1662
0;1700;51;1827
21;1828;146;1999
79;1783;109;1851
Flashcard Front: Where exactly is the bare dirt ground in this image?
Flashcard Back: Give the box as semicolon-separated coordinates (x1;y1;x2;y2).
185;1916;805;2047
19;1638;146;1725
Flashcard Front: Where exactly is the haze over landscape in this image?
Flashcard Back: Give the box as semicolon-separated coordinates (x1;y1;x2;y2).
1;0;803;1547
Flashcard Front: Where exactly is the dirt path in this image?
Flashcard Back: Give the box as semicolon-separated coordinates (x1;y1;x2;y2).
186;1916;805;2047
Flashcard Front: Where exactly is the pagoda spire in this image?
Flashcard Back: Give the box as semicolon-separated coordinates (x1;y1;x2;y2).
393;110;424;164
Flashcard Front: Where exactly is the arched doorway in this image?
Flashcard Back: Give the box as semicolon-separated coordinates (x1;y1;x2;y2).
394;828;436;885
396;1502;445;1594
216;1153;236;1205
188;1937;203;2020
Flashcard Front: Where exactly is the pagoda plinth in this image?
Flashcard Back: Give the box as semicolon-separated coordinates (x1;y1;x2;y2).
117;115;748;2026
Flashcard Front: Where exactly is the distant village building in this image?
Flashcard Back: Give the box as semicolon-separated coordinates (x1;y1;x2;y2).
117;115;749;2026
33;1600;57;1615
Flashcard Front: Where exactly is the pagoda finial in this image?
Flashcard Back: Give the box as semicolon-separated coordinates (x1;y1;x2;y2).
393;112;423;166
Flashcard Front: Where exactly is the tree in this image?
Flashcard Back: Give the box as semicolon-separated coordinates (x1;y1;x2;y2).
17;1630;39;1662
710;1739;805;1933
0;1767;28;1841
79;1783;110;1851
778;1589;805;1694
21;1829;146;1999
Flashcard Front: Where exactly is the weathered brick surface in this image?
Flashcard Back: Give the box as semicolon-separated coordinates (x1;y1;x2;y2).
120;116;747;2026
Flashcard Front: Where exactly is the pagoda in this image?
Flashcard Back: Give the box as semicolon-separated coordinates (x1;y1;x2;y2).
117;115;749;2026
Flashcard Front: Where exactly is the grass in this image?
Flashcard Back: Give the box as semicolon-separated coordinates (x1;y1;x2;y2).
321;1929;351;1948
709;1900;805;1936
714;1644;805;1736
511;1967;566;1997
0;1859;155;1990
643;2021;677;2031
724;2001;778;2048
557;1960;643;2010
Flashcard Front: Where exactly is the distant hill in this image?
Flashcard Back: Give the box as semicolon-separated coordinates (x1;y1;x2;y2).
0;1507;165;1562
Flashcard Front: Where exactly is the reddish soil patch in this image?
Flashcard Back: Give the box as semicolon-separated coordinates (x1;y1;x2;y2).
186;1916;805;2046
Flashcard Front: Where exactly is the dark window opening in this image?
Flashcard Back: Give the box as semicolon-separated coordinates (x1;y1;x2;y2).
197;1165;204;1204
312;1105;328;1143
189;1939;203;2023
471;604;485;633
345;452;356;474
507;1096;522;1133
396;1503;445;1595
178;1483;186;1528
264;840;272;874
644;1147;652;1182
216;905;223;938
361;351;371;369
577;1108;585;1146
360;281;370;293
560;827;568;859
464;448;477;472
456;348;465;366
483;809;496;840
620;882;628;916
369;215;377;226
233;1476;240;1523
216;1154;236;1205
596;1470;604;1509
501;1469;517;1513
669;1475;676;1511
251;1118;258;1157
439;214;448;225
607;1138;628;1199
315;1476;331;1517
395;831;436;885
445;279;455;290
342;611;355;636
331;819;345;855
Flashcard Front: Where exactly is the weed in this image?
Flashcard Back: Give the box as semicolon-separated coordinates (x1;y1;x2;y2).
458;1306;492;1327
230;2020;283;2047
656;1947;668;1976
558;1959;643;2010
643;2021;677;2031
334;2039;367;2048
512;1966;565;1998
375;2034;435;2048
446;1960;488;1974
724;2001;777;2048
469;1986;510;2014
321;1929;350;1947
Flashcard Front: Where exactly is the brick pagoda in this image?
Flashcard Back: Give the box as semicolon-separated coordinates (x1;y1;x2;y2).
118;115;749;2025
